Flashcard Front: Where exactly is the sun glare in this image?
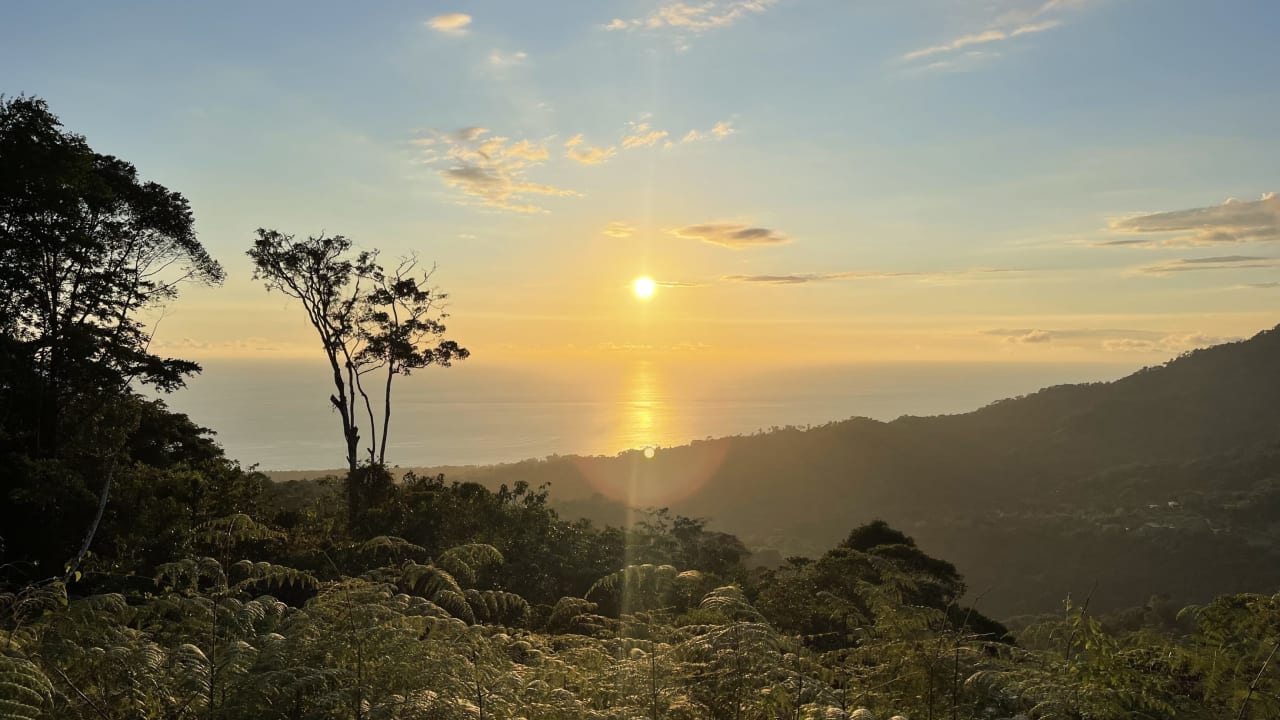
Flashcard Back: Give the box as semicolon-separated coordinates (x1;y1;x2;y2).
633;276;656;299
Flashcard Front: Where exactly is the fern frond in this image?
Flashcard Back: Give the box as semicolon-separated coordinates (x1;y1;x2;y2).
436;543;503;586
0;655;53;720
229;560;319;592
358;535;427;562
433;590;476;623
194;514;283;548
465;590;529;626
155;557;227;594
401;562;463;599
699;585;764;621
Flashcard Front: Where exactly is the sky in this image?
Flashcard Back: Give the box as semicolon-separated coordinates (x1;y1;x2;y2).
4;0;1280;368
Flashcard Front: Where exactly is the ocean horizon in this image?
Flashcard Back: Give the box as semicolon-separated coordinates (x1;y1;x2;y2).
160;358;1142;472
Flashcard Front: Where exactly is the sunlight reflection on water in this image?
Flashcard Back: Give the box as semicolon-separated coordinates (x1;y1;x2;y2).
163;358;1138;471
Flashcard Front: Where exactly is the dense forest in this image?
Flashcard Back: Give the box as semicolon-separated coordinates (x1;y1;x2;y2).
5;96;1280;719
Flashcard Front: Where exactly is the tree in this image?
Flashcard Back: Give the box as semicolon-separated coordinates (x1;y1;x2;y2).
0;96;224;576
247;229;467;528
0;95;224;457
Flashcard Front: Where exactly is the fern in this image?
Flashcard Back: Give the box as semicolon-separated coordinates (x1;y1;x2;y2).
466;590;529;626
229;560;319;592
0;655;52;720
358;535;428;563
436;543;503;586
402;561;463;597
194;513;284;549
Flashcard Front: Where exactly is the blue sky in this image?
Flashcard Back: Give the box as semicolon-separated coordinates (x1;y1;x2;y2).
4;0;1280;364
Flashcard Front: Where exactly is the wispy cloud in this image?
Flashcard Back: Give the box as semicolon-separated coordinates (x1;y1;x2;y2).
427;13;472;35
902;0;1092;68
419;127;576;213
151;336;282;354
996;328;1055;343
670;223;793;249
560;116;740;165
602;221;636;238
564;134;617;165
657;279;704;287
724;273;843;284
1102;333;1237;353
1132;255;1280;275
621;122;669;149
489;49;528;67
725;268;1025;283
605;0;777;37
904;21;1060;62
675;120;736;146
982;327;1239;353
1100;193;1280;247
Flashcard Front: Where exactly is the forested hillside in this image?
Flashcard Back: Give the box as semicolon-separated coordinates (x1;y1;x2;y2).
338;327;1280;617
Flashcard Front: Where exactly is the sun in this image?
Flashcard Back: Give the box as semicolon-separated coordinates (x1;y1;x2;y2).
633;276;656;299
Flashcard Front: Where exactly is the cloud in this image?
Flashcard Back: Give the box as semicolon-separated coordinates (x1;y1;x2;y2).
727;268;1027;284
451;126;487;142
152;336;281;353
710;120;735;138
983;327;1054;345
903;21;1059;61
983;327;1154;341
902;0;1090;67
419;127;576;213
489;49;528;67
564;134;617;165
680;120;736;145
1133;255;1280;275
605;0;777;35
602;221;636;238
656;279;704;287
724;273;841;284
1103;333;1237;354
1238;282;1280;289
1101;193;1280;247
1010;329;1054;343
563;117;737;165
427;13;472;35
621;123;669;149
670;223;793;249
983;327;1239;353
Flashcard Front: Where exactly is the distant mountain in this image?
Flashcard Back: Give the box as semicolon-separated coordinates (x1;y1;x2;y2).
276;325;1280;617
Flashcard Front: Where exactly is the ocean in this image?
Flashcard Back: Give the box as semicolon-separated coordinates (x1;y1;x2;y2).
161;359;1140;471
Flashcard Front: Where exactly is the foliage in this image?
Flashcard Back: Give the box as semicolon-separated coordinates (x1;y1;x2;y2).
0;96;229;582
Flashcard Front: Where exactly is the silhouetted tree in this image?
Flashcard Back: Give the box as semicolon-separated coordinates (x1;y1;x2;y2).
247;230;467;529
0;95;224;457
0;95;224;576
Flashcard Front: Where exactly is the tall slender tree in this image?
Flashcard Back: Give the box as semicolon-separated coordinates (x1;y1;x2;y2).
247;230;467;528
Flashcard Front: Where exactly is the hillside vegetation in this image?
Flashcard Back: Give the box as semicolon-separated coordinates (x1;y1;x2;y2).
299;326;1280;617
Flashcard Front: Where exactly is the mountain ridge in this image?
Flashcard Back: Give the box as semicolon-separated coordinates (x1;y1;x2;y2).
272;324;1280;616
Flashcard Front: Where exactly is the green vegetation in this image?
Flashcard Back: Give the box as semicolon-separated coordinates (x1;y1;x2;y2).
6;96;1280;718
